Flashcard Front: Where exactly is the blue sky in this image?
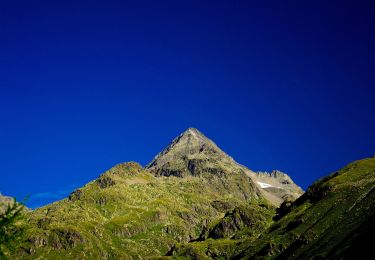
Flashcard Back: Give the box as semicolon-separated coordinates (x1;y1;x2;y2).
0;1;374;208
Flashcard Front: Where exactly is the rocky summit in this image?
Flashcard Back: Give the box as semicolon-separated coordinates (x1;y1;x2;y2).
147;127;238;177
147;128;303;206
4;128;373;259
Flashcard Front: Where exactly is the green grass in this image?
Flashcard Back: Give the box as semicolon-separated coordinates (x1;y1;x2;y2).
12;157;375;259
11;162;271;259
236;157;375;259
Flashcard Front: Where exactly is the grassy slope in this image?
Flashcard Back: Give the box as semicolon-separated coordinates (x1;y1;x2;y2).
14;162;271;259
170;156;375;259
236;157;375;259
14;155;374;259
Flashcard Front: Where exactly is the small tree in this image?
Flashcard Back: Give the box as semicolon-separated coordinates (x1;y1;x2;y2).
0;199;25;259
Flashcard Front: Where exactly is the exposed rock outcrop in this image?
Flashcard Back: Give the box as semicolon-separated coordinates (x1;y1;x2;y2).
251;170;304;205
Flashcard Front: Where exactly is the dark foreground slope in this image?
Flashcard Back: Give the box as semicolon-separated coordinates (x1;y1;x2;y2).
235;156;375;259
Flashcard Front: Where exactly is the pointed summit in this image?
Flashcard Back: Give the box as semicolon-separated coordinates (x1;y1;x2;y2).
180;127;212;142
146;127;235;177
146;128;303;206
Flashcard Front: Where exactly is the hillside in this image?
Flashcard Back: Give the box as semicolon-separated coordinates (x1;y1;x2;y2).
11;128;301;259
168;157;375;259
5;129;374;259
235;156;375;259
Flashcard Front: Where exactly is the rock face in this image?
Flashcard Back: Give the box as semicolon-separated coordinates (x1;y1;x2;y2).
146;127;269;202
147;128;302;206
147;128;238;177
207;206;271;239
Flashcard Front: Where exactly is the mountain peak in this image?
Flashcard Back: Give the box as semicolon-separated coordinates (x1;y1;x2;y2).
181;127;210;141
184;127;199;134
146;128;234;177
178;127;206;142
146;128;303;206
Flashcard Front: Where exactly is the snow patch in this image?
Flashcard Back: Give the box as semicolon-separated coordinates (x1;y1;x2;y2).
257;181;281;189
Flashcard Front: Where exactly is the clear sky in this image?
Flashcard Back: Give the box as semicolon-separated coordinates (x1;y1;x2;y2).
0;1;374;208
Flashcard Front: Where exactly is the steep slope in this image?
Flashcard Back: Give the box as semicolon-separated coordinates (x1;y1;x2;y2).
147;128;264;202
236;156;375;259
147;128;245;178
12;129;278;259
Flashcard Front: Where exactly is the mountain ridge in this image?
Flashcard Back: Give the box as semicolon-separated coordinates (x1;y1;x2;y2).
3;129;374;259
6;128;308;259
10;128;281;258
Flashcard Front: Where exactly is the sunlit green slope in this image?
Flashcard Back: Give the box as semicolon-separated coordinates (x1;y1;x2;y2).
14;161;271;259
235;156;375;259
